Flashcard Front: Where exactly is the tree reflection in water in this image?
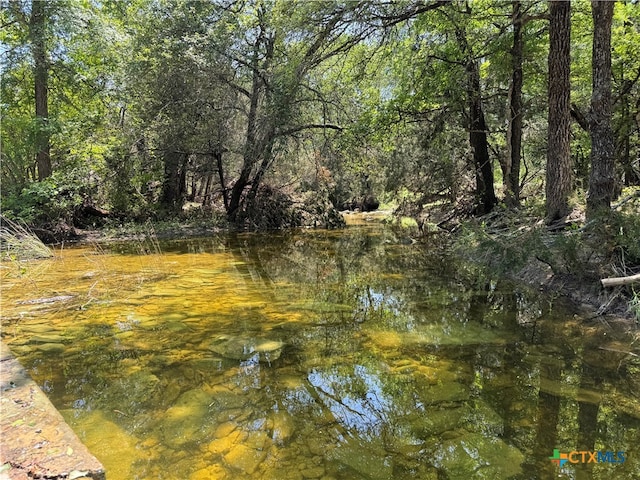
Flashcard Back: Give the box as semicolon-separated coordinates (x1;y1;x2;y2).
1;225;639;479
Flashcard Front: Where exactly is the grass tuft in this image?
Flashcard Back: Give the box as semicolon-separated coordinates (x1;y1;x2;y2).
0;216;53;260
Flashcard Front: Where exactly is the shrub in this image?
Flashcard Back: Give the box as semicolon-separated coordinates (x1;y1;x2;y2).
1;164;100;227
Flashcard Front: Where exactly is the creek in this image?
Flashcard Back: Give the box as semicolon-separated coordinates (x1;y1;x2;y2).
1;223;639;479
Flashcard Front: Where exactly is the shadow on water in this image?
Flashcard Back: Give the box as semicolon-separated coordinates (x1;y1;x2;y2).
1;224;639;479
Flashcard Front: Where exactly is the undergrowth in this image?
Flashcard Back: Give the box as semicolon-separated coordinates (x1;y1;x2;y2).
630;290;640;322
449;198;640;320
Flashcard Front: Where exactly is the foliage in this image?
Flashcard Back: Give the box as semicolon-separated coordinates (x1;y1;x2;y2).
1;163;99;226
1;0;127;223
630;289;640;323
0;0;639;238
609;210;640;270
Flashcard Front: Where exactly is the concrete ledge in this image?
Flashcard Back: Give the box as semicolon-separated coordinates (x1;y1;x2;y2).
0;341;105;480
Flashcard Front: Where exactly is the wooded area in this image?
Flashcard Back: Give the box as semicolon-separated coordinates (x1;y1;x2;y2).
1;0;639;233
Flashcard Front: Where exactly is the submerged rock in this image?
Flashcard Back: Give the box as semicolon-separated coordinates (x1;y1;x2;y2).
208;335;285;363
17;295;75;305
162;388;215;448
223;443;268;475
190;464;228;480
100;370;161;412
410;405;468;438
270;411;296;445
29;334;68;344
463;399;504;436
34;342;66;353
330;436;393;480
428;431;524;479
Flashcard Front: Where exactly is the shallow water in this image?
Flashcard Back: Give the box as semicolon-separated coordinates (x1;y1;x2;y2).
2;225;639;479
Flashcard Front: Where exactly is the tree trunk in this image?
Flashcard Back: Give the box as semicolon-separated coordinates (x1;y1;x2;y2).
203;174;213;207
227;25;267;221
247;130;276;202
30;0;52;181
456;16;497;216
160;150;185;210
214;148;229;211
468;61;497;216
545;0;572;223
505;1;524;207
586;0;615;218
179;153;189;199
227;109;260;220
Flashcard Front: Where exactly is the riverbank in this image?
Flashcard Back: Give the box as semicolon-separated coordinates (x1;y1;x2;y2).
446;208;639;328
0;341;105;480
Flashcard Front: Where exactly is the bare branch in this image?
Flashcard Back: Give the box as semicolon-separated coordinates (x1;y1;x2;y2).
277;123;344;137
373;0;449;28
613;67;640;106
570;103;590;131
601;273;640;288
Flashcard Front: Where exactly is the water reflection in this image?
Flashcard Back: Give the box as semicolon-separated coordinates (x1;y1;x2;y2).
1;225;639;479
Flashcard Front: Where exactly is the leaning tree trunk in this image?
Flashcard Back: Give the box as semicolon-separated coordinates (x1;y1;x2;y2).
545;0;572;223
456;17;497;216
30;0;51;181
586;0;615;219
227;22;270;221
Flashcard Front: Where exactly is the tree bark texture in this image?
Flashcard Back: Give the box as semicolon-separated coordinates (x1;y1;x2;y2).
546;0;572;223
505;1;524;207
30;0;52;181
586;0;615;218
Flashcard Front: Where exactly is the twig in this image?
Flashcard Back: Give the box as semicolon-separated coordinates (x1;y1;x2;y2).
612;190;640;210
598;347;639;358
601;273;640;288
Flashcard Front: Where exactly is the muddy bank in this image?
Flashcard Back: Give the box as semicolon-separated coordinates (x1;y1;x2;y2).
508;256;638;329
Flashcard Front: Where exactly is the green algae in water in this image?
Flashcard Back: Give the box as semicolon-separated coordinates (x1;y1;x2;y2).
2;225;640;480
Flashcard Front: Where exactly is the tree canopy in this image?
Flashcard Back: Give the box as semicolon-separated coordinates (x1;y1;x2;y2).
1;0;639;230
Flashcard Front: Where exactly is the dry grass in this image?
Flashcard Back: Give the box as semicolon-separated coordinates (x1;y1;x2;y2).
0;216;53;260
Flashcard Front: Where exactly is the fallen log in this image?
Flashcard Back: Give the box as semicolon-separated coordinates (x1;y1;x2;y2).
600;273;640;287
